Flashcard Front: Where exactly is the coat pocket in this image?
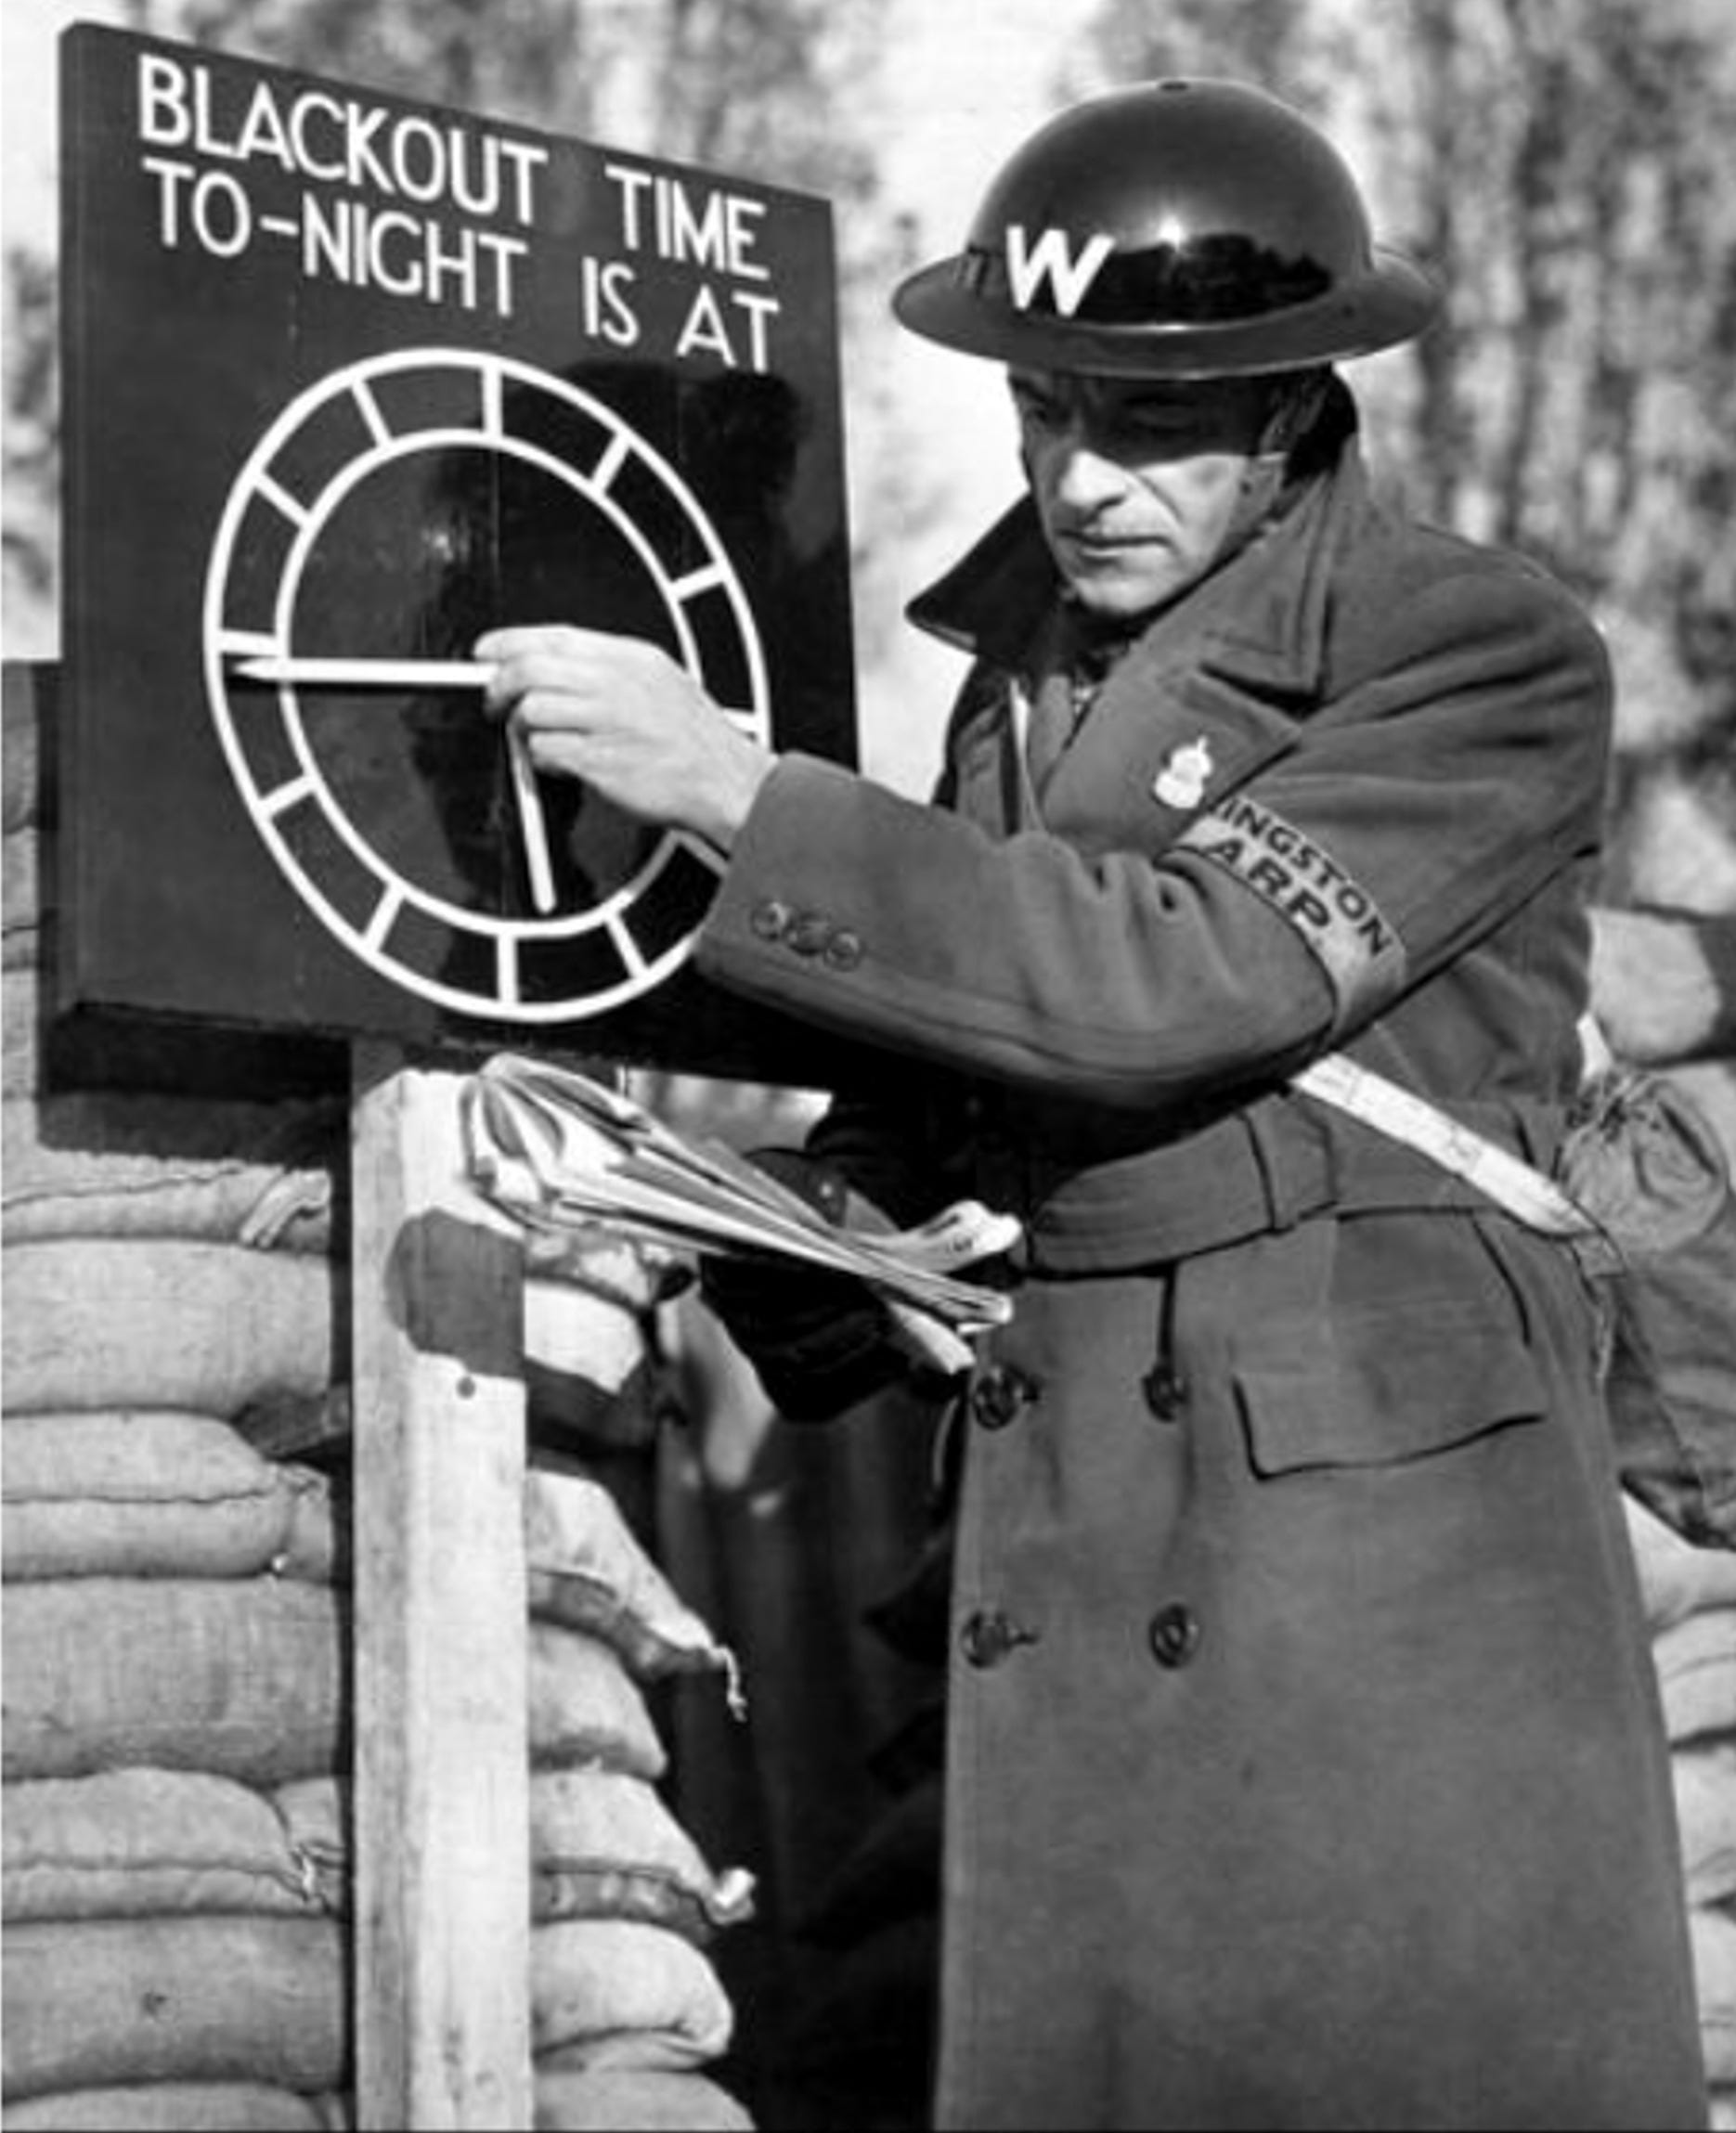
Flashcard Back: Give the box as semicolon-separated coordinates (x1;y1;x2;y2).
1234;1329;1550;1479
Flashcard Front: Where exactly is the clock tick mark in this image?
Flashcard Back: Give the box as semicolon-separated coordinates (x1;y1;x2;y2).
253;471;311;528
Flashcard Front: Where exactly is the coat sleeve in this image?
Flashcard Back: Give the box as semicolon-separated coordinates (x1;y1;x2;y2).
696;559;1611;1114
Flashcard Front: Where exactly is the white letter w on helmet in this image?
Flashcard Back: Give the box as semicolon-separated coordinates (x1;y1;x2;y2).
1004;225;1116;317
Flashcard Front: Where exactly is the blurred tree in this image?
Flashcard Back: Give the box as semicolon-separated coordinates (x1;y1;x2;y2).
1075;0;1736;909
3;243;58;627
112;0;883;205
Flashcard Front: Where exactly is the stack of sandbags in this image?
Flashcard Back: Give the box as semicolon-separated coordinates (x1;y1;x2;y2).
523;1466;764;2133
255;1465;758;2133
1626;1496;1736;2121
2;1438;760;2127
496;1464;763;2133
5;657;357;2126
2;1415;353;2127
2;663;756;2127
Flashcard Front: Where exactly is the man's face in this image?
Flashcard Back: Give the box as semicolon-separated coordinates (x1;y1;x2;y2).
1010;368;1274;620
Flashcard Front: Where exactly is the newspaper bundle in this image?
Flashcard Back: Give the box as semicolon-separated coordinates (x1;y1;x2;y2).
460;1054;1020;1371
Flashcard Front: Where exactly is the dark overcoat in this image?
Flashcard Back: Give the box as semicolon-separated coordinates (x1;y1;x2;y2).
693;402;1711;2131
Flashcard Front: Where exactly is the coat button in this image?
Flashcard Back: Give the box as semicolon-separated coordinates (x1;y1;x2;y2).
806;1170;848;1222
824;927;863;970
786;911;833;957
1147;1602;1201;1670
750;898;793;942
970;1364;1042;1430
961;1608;1038;1669
1142;1363;1187;1422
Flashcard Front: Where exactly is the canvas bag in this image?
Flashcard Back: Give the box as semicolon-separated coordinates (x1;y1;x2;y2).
1557;1065;1736;1548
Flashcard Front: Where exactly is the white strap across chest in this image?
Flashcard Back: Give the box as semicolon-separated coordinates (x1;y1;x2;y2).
1007;666;1592;1241
1292;1052;1596;1238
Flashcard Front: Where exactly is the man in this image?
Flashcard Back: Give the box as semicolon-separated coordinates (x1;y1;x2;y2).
482;79;1709;2132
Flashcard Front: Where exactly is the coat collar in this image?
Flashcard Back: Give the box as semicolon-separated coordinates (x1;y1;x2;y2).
904;496;1059;673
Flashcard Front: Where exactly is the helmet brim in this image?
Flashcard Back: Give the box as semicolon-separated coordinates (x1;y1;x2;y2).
891;246;1440;377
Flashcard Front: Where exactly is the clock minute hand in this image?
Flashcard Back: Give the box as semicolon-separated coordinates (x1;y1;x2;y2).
234;655;493;688
233;655;557;916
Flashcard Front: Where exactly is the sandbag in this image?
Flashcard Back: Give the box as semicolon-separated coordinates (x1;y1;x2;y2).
3;1577;345;1785
1694;1906;1736;2086
1654;1610;1736;1744
6;1588;662;1784
1;912;41;975
2;2084;336;2131
534;2068;754;2132
4;1768;323;1922
1676;1741;1736;1910
531;1920;733;2068
1;1915;347;2101
266;1780;347;1917
4;965;41;1097
527;1624;668;1780
272;1768;753;1939
530;1768;753;1937
255;1461;725;1621
525;1270;661;1452
3;1092;339;1252
4;823;42;920
280;1479;343;1584
3;832;43;968
1627;1495;1736;1633
3;1239;338;1416
2;1411;329;1582
525;1467;737;1688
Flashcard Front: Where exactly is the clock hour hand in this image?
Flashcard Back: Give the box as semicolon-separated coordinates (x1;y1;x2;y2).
506;725;557;916
232;655;557;916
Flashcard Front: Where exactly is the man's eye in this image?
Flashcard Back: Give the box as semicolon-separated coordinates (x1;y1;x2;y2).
1121;406;1191;440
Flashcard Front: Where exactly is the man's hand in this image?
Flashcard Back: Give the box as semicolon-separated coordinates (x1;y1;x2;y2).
476;624;776;852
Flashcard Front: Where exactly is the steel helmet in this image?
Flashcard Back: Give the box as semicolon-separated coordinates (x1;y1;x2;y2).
893;79;1440;378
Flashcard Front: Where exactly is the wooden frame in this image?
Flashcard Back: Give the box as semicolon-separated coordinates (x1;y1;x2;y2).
351;1045;534;2129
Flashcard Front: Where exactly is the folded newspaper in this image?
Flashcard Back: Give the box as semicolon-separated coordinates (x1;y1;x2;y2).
460;1054;1020;1370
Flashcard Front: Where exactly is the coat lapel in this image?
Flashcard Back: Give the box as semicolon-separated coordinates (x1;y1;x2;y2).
908;449;1365;853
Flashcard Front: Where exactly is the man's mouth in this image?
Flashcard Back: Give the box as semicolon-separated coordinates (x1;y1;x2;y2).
1060;529;1159;560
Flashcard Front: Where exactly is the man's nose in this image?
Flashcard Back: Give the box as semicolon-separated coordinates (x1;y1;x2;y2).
1045;430;1130;513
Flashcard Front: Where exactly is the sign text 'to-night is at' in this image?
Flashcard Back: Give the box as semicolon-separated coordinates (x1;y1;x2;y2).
134;49;787;369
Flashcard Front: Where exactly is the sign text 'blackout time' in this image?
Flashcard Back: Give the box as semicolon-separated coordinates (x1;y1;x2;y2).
136;50;788;368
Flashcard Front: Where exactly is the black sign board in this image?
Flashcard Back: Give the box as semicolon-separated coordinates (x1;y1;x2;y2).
58;24;862;1086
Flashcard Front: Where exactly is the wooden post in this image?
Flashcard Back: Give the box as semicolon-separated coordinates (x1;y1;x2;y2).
350;1041;534;2131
